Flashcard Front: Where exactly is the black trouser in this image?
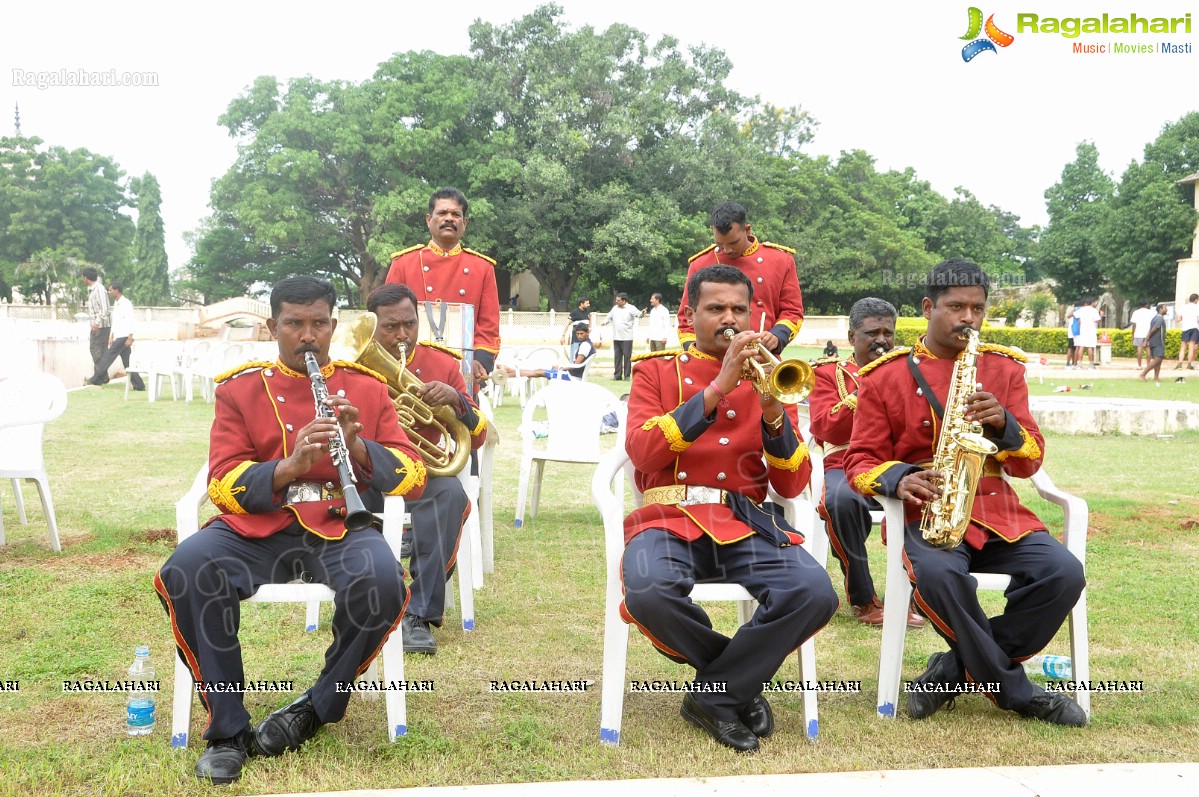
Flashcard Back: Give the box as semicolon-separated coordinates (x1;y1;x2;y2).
904;528;1084;710
649;340;666;352
89;326;110;365
89;336;145;389
822;467;880;606
405;476;469;625
613;340;633;379
154;520;407;740
621;529;838;721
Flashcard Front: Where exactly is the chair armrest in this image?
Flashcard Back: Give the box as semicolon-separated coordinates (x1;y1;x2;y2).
1029;470;1088;566
175;464;212;542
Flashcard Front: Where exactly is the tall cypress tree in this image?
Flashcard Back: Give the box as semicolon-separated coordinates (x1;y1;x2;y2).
129;172;171;304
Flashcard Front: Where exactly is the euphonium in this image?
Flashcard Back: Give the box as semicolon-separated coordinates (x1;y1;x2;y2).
919;327;999;549
332;313;472;478
721;328;815;404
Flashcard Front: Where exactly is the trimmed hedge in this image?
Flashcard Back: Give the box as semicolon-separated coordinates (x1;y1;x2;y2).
893;319;1182;358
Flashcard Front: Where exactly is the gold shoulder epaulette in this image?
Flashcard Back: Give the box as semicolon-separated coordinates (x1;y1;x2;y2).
811;356;841;367
631;349;682;363
334;360;387;383
463;247;497;266
979;343;1029;363
419;340;463;360
762;241;797;255
857;346;910;377
214;361;273;384
688;244;717;263
389;244;423;261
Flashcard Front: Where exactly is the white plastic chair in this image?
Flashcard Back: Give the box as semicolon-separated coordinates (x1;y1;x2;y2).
125;342;180;402
472;390;499;578
171;340;213;403
514;380;623;528
875;469;1090;721
170;463;410;748
592;447;825;744
511;347;560;408
0;372;68;552
196;343;253;403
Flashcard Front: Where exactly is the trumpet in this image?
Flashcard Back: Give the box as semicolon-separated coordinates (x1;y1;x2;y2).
721;328;815;404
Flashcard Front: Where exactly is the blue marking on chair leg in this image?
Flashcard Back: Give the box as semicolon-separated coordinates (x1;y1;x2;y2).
171;732;188;748
878;701;895;718
514;518;523;528
600;727;620;745
305;623;318;632
463;618;475;631
806;718;818;739
394;723;407;738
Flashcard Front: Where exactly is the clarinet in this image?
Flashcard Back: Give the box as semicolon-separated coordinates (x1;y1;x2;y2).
304;352;374;532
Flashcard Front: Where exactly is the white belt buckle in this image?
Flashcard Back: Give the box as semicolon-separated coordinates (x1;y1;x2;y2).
286;482;323;504
678;486;722;507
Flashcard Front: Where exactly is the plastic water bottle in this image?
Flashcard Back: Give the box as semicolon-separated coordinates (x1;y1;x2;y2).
126;646;156;735
1022;654;1072;679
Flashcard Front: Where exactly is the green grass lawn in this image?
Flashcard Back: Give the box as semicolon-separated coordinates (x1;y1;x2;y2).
0;378;1196;796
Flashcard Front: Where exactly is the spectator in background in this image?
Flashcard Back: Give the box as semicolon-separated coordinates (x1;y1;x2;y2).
86;283;146;390
823;340;839;359
1128;301;1155;369
1174;293;1198;371
1139;303;1168;386
603;293;642;380
562;297;591;346
647;293;671;352
81;267;110;372
1065;301;1079;369
1072;298;1101;370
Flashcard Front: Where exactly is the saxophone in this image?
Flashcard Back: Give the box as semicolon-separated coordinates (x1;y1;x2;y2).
919;328;999;549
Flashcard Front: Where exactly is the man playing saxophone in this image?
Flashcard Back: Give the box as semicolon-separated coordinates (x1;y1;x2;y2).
368;284;489;655
844;259;1086;727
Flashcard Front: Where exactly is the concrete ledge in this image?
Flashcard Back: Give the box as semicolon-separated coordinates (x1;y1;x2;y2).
1031;396;1199;435
251;763;1198;797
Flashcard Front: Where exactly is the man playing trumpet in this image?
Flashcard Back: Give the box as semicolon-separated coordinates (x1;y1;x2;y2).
368;284;489;655
620;264;836;753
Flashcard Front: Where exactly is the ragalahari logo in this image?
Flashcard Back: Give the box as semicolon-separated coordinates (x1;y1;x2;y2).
960;7;1015;61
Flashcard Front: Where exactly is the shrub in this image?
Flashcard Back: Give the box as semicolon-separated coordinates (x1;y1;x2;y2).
892;321;1181;357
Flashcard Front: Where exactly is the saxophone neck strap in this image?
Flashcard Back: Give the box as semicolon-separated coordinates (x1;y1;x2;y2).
907;350;945;420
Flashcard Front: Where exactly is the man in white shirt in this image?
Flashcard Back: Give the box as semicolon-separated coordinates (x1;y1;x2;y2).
602;293;642;380
86;282;146;390
1128;301;1155;368
1174;293;1198;371
1072;299;1102;370
647;293;671;352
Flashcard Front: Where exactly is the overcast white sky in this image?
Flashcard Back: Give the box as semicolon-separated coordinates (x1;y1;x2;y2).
5;0;1197;277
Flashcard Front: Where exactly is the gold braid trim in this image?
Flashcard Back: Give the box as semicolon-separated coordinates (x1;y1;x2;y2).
214;361;273;384
762;241;797;255
419;341;462;360
631;350;680;363
979;342;1029;363
688;244;717;263
641;414;690;453
851;461;905;496
467;409;488;437
207;461;255;514
994;426;1042;462
387;450;428;496
856;347;910;377
389;244;423;260
765;442;809;473
335;360;387;382
776;318;799;336
462;247;497;265
677;331;696;345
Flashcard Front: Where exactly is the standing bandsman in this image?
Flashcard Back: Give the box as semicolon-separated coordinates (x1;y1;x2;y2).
810;298;923;628
368;284;489;655
621;264;836;753
385;187;501;383
677;202;804;355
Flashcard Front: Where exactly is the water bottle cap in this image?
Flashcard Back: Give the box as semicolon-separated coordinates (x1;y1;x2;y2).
135;645;150;656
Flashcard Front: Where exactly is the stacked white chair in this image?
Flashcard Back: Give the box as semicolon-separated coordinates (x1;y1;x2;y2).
0;372;68;552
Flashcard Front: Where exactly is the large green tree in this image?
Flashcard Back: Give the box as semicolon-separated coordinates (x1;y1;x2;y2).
128;172;170;305
0;135;133;303
1039;141;1114;302
1100;113;1199;301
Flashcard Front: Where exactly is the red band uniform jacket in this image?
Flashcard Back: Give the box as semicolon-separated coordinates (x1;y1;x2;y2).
676;239;804;351
403;342;489;452
808;356;861;472
624;349;812;547
207;360;427;541
843;339;1046;550
386;243;501;364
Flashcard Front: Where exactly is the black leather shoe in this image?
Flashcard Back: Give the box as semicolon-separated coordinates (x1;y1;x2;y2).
195;725;259;784
1017;685;1088;727
402;614;438;655
256;692;324;756
680;692;759;752
906;651;961;720
738;694;774;738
